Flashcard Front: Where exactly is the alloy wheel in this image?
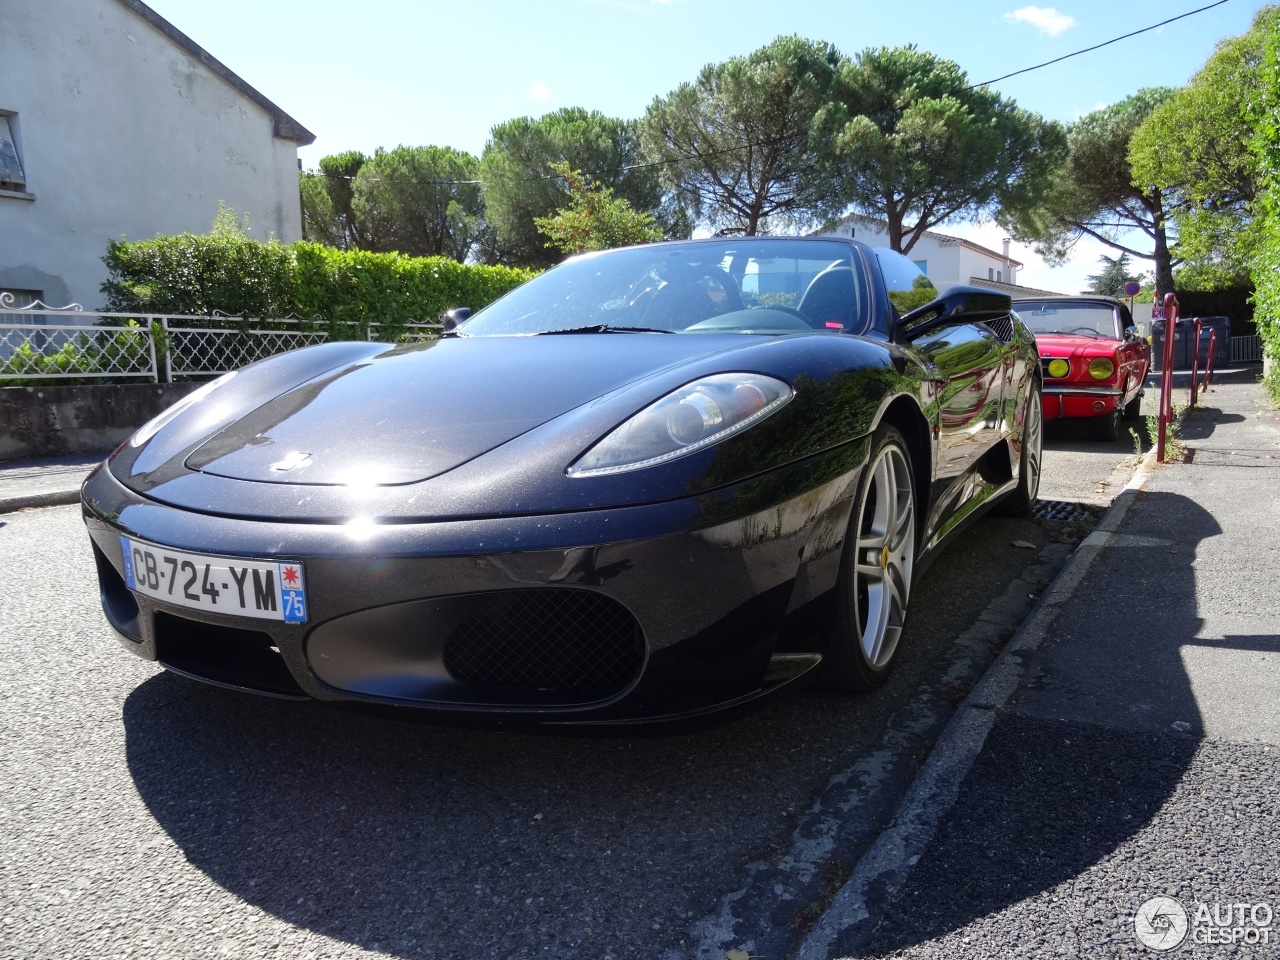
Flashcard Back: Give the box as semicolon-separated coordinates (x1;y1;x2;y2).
1023;388;1043;500
851;443;916;669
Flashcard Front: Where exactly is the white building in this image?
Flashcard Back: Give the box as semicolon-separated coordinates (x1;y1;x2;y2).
815;213;1064;297
0;0;313;309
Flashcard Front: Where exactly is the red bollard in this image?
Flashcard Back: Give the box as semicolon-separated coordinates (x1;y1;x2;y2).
1157;293;1180;463
1189;317;1202;408
1205;330;1217;387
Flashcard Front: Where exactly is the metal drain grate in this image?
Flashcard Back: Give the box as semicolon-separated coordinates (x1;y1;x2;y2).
443;589;644;695
1032;499;1088;523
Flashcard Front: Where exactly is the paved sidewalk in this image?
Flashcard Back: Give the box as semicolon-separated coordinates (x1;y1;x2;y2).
0;454;101;513
801;370;1280;958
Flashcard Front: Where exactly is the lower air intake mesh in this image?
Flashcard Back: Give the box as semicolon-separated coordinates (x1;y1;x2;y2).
443;590;643;695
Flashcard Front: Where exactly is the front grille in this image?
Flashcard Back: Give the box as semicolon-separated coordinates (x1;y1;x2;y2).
443;590;644;696
154;611;304;697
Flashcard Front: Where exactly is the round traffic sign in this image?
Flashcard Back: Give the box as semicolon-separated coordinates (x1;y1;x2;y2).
1124;280;1142;297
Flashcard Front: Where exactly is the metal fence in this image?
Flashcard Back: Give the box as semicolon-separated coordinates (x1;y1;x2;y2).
1230;335;1263;363
0;298;442;383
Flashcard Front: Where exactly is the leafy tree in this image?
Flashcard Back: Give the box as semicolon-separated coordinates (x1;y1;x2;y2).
479;108;666;268
533;163;663;255
300;150;368;249
819;46;1066;254
1247;7;1280;385
1129;7;1280;282
351;145;485;261
1001;89;1180;297
1083;253;1143;297
641;35;842;236
299;172;337;245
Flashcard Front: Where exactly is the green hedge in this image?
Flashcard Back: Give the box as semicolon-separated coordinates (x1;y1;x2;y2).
291;244;536;336
101;234;536;337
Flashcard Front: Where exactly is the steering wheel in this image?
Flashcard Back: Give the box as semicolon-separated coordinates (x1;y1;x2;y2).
699;270;744;312
1068;326;1101;337
640;265;745;328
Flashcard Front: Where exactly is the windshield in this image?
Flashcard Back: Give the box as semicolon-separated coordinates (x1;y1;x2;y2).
459;240;866;336
1015;300;1121;339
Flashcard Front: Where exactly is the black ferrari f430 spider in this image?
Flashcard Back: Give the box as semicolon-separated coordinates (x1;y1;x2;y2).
82;237;1042;727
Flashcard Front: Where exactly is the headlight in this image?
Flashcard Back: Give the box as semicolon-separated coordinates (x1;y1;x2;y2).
1046;358;1070;379
130;371;237;446
568;373;794;477
1088;358;1115;380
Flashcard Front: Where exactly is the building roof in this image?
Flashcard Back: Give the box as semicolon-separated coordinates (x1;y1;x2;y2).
968;276;1067;298
821;213;1025;268
116;0;315;146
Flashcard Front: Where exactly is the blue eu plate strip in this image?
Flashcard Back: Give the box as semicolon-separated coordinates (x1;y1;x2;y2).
119;536;137;590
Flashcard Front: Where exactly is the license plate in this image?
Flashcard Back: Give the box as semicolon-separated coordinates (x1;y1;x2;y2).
120;537;307;623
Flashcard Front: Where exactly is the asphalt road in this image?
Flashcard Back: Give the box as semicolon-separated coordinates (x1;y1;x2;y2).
0;421;1141;960
816;375;1280;959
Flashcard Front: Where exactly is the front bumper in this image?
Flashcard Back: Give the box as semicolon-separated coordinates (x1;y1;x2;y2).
1042;384;1122;420
82;439;869;725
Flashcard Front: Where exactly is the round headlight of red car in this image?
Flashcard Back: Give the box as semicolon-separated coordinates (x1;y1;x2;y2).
1088;358;1115;380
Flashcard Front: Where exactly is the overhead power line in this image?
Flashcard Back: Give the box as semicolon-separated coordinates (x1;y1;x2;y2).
302;0;1234;189
972;0;1233;88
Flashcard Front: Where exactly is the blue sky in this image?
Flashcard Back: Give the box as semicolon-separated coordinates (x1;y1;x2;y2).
145;0;1265;293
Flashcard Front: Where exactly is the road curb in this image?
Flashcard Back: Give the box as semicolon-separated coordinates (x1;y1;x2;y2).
0;489;82;515
794;452;1157;960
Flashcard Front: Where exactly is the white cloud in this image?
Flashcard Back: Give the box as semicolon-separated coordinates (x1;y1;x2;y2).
527;81;551;102
1002;6;1077;37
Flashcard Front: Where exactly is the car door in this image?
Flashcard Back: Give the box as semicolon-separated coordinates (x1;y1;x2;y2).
911;320;1009;539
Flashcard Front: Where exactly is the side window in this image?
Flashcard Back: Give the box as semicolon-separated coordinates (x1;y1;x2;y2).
0;114;28;194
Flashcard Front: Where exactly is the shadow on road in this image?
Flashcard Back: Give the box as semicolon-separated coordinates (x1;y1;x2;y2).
836;491;1279;956
1179;405;1246;442
118;508;1070;958
122;674;777;956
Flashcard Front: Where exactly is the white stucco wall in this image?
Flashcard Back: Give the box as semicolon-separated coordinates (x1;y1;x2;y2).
0;0;304;308
816;218;1016;291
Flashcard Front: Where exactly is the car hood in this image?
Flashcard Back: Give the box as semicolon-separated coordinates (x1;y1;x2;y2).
1034;333;1121;357
176;335;769;486
104;332;901;522
117;333;818;490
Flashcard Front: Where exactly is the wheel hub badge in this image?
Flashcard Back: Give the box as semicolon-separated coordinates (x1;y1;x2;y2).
881;544;890;569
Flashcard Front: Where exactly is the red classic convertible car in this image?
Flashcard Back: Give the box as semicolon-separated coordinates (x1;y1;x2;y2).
1013;296;1151;441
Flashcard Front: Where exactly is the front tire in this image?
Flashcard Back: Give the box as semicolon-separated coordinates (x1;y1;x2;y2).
1122;390;1143;420
1090;407;1120;441
821;426;916;693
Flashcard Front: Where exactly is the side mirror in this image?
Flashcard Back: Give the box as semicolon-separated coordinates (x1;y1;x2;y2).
1124;325;1139;340
442;307;471;332
897;286;1013;339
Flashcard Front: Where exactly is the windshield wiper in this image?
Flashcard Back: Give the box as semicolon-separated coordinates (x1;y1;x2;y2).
535;324;675;335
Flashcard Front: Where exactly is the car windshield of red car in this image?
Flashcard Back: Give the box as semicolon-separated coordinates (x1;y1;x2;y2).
1016;301;1121;339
